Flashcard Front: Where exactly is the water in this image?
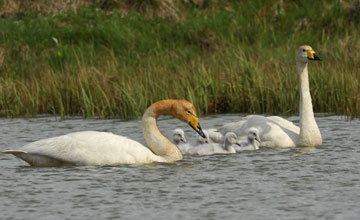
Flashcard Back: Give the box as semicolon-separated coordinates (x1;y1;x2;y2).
0;115;359;220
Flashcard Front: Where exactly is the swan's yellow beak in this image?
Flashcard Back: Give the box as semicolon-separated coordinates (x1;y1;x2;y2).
306;50;321;61
188;115;206;138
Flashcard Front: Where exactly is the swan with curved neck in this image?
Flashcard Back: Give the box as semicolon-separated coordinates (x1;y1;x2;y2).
1;99;206;166
217;45;322;148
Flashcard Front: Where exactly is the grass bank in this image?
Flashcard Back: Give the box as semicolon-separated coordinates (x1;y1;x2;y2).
0;0;359;119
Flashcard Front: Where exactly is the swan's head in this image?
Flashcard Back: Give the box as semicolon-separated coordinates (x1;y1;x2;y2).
197;130;210;144
171;100;206;139
248;127;261;143
296;45;321;63
224;132;239;147
173;128;187;144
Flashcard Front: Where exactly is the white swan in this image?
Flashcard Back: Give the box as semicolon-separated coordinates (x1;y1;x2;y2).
217;45;322;148
188;132;238;156
1;99;206;166
234;127;261;151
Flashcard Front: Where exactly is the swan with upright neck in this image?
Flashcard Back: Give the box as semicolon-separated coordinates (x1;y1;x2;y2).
1;99;206;166
217;45;322;148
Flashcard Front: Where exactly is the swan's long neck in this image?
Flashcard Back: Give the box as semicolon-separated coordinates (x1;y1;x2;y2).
296;62;322;147
142;102;183;162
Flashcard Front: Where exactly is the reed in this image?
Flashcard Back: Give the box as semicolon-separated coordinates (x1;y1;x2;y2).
0;0;359;119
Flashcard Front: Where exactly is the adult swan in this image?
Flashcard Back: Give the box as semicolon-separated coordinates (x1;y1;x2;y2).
1;99;206;166
218;45;322;148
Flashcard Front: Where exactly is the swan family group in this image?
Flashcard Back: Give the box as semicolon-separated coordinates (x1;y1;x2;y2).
1;45;322;166
173;127;261;156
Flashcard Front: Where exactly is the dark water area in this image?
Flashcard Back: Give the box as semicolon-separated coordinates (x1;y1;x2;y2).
0;115;359;220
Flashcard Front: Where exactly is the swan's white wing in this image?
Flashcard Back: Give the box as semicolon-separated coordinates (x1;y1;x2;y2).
218;119;247;135
267;116;300;134
13;131;162;166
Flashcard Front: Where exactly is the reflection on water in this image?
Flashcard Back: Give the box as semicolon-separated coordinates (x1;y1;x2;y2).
0;115;359;220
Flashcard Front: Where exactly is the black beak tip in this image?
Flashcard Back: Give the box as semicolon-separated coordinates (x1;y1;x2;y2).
198;129;206;139
197;124;206;139
189;122;206;139
314;54;321;61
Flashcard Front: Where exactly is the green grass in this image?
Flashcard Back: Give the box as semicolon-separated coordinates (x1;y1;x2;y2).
0;0;359;119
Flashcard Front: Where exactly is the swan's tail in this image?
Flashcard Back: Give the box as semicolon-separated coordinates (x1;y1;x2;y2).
1;150;27;155
1;150;75;166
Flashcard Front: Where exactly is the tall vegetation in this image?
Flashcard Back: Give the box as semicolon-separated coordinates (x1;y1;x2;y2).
0;0;359;119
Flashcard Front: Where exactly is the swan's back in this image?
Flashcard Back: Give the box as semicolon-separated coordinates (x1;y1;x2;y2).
266;116;300;134
12;131;163;166
218;120;246;135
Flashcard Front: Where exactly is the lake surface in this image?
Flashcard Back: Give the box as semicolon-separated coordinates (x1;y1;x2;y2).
0;114;359;220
